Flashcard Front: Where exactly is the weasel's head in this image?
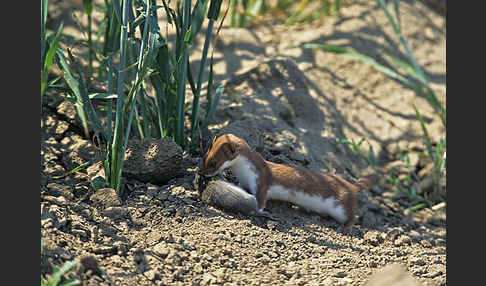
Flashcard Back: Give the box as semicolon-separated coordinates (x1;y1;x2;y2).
199;134;243;177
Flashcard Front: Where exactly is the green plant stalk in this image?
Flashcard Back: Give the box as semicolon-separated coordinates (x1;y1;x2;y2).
230;0;237;26
41;0;48;65
42;22;64;99
103;0;121;56
104;54;115;184
110;0;130;193
55;47;92;138
190;19;214;149
67;49;108;141
175;0;192;148
84;0;94;77
129;0;152;140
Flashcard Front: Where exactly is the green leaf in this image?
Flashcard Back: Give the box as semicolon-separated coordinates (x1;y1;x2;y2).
191;0;209;41
413;105;434;159
302;43;415;88
390;55;427;85
208;0;223;20
47;258;79;286
42;22;64;96
89;93;118;100
91;175;107;190
184;26;193;43
83;0;93;15
203;83;224;128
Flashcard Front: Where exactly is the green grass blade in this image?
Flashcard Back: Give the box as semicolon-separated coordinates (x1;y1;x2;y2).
46;258;79;286
66;49;108;141
191;0;209;41
52;160;93;179
55;49;90;138
149;74;167;137
175;0;192;148
42;22;64;97
413;105;434;159
110;0;131;193
390;54;427;85
202;82;224;129
190;18;215;149
302;43;413;86
41;0;49;65
377;0;426;83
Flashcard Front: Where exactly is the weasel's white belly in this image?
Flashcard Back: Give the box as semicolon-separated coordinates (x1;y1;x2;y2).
267;185;348;223
230;155;259;195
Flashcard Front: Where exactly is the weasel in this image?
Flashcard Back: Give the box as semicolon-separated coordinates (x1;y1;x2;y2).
199;133;376;233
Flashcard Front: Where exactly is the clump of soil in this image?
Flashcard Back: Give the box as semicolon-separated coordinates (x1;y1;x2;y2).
42;0;445;285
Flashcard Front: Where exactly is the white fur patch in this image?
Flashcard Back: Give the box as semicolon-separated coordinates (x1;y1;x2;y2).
229;155;259;195
267;185;348;223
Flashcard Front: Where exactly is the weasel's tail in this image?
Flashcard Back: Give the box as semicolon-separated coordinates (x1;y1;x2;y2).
355;174;379;190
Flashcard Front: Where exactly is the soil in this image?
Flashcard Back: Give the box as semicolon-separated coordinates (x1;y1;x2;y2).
41;1;446;285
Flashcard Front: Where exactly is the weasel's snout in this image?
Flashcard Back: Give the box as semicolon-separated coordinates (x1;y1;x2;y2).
197;160;207;176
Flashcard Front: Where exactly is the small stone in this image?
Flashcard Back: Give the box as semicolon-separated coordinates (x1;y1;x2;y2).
175;207;185;217
153;243;170;258
146;184;160;197
334;271;347;278
103;207;128;219
385;228;403;242
47;183;74;200
394;235;412;246
71;229;87;238
157;192;169;201
408;230;422;242
79;256;102;276
144;269;159;281
363;231;383;246
201;273;216;286
410;257;426;266
322;278;334;286
90;188;121;208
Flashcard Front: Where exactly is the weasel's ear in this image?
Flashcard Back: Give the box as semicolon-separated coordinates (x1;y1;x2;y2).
222;141;236;156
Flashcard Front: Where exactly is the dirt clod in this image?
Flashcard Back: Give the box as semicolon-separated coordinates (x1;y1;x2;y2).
90;188;121;208
123;137;183;185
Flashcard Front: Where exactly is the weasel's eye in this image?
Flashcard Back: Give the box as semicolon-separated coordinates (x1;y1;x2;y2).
209;161;217;168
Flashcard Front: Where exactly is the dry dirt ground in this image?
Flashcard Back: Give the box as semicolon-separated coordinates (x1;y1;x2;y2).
41;1;446;285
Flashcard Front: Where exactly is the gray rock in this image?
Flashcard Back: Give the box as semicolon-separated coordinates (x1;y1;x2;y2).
365;264;421;286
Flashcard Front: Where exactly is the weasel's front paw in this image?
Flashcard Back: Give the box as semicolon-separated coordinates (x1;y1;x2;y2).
337;225;352;235
254;210;279;221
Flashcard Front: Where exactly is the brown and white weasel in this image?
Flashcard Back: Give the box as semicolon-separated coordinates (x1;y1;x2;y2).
199;133;376;233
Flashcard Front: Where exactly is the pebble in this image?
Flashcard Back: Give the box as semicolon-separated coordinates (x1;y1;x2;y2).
90;188;121;208
46;183;74;200
363;231;383;246
410;257;426;266
71;229;88;238
420;240;432;248
385;227;403;242
43;195;67;205
153;242;170;258
103;207;128;219
394;235;412;246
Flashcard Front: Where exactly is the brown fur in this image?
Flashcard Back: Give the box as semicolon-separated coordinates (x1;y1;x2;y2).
200;134;376;232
